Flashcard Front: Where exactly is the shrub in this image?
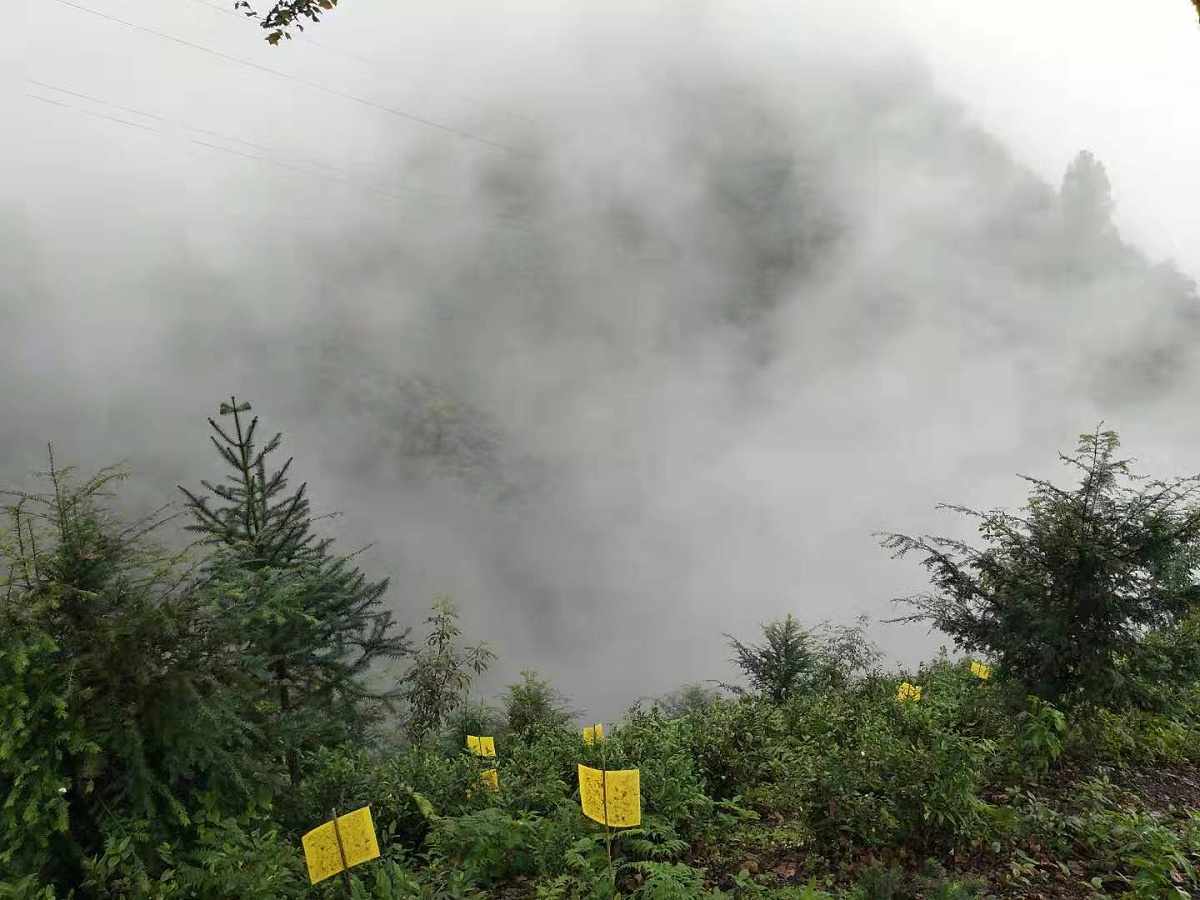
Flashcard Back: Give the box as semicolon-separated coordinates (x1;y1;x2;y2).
676;698;792;803
796;687;993;852
607;709;714;840
1007;697;1067;780
400;598;495;745
654;684;724;719
504;670;574;740
425;808;541;886
439;699;508;756
1063;706;1194;769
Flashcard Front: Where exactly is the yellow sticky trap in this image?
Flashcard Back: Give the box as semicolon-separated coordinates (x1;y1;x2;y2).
896;681;922;703
578;764;640;827
970;661;992;680
466;735;496;757
301;807;380;885
583;722;605;744
481;768;499;792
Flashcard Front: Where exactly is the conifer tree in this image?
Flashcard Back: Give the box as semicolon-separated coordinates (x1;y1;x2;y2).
879;428;1200;704
1060;149;1115;233
724;615;819;703
179;398;324;570
1;448;272;890
179;398;411;775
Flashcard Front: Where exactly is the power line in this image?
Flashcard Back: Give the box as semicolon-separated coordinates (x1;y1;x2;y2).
26;90;393;195
27;92;157;133
25;84;538;235
27;90;450;212
49;0;515;152
29;77;385;185
183;0;536;126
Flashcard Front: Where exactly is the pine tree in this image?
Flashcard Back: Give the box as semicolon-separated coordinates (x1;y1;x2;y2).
179;398;411;777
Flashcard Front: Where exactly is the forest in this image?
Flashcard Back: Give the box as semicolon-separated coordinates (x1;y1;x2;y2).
4;399;1200;899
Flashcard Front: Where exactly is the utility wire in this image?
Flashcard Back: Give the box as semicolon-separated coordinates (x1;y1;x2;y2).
28;77;356;181
26;90;399;194
181;0;536;126
27;92;157;133
49;0;515;152
26;85;536;234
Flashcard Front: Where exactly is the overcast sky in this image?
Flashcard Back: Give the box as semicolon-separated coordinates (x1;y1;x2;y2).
9;0;1200;719
14;2;1199;266
888;0;1200;273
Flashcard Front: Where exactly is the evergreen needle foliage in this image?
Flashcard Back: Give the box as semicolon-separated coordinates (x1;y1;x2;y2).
878;426;1200;704
179;398;411;777
6;417;1200;899
0;447;274;891
178;397;330;569
726;615;818;704
725;615;881;702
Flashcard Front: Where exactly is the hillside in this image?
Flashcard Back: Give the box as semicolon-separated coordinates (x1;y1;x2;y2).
4;402;1200;898
7;17;1200;898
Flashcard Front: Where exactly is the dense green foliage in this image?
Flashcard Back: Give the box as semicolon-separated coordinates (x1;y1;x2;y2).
0;452;281;894
724;616;882;703
4;413;1200;898
178;398;411;784
399;598;496;746
879;428;1200;706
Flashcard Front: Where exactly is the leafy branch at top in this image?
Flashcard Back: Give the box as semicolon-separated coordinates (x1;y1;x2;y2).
232;0;339;46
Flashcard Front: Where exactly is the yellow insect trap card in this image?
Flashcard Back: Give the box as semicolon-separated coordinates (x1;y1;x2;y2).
578;764;640;828
301;806;380;885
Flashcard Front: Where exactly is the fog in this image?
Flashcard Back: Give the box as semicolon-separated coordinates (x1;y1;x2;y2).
9;0;1200;720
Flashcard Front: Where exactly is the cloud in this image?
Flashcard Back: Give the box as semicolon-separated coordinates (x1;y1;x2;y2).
7;0;1200;719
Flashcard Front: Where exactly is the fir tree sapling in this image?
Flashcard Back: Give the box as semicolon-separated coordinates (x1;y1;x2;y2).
179;398;411;775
